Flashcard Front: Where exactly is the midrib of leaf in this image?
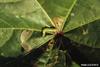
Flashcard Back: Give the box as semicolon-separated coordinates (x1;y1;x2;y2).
0;18;41;31
0;28;41;31
35;0;55;27
62;0;77;30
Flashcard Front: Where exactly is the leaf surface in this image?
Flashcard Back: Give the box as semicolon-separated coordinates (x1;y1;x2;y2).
0;29;13;48
63;0;100;32
0;30;22;57
0;0;53;30
64;21;100;48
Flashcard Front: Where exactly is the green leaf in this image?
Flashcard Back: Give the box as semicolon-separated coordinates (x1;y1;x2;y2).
0;29;13;48
38;0;77;18
0;11;51;31
0;30;22;57
64;20;100;48
0;0;52;30
63;0;100;32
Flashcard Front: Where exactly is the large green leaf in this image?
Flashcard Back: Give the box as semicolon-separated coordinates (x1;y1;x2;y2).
0;0;52;30
63;0;100;32
64;21;100;48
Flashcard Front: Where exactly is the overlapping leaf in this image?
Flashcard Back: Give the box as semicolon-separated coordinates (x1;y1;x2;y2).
0;0;52;30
